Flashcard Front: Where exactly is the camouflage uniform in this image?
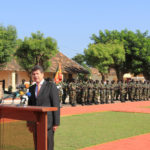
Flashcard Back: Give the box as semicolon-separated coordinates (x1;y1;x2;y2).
105;80;110;104
138;81;143;101
81;80;88;105
110;80;115;103
76;80;82;104
68;81;77;106
142;81;147;100
130;80;136;101
93;80;100;104
62;82;68;104
134;81;139;101
57;82;63;103
100;81;105;104
115;81;120;100
87;80;93;105
119;80;126;102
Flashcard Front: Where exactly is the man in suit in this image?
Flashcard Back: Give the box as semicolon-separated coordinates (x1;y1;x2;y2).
28;65;60;150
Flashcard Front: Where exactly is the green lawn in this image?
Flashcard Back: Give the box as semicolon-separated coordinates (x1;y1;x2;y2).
1;112;150;150
55;112;150;150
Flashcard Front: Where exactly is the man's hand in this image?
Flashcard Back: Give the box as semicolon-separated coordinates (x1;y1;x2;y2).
53;125;58;132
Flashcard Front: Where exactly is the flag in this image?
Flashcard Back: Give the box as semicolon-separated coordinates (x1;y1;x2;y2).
54;63;63;84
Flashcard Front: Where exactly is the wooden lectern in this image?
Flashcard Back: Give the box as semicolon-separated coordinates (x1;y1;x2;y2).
0;105;57;150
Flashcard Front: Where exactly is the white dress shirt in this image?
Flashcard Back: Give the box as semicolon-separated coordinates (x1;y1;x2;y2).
35;79;45;97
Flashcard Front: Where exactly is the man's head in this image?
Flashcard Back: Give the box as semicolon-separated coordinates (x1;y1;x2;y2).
31;65;44;84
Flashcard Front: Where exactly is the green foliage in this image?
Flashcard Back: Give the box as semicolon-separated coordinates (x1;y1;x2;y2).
72;53;91;79
90;29;150;80
84;41;125;80
15;31;58;74
0;25;17;68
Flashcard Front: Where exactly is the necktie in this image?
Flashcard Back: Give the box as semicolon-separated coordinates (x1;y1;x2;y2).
37;84;41;96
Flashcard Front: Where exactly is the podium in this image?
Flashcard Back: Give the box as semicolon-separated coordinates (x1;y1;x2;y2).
0;105;57;150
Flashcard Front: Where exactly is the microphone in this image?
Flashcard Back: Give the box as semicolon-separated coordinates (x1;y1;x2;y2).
26;92;31;97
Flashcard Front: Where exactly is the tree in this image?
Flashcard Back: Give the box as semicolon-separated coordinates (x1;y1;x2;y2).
72;54;85;65
139;38;150;80
90;29;149;79
72;54;91;80
109;41;125;80
84;42;125;81
0;25;17;69
15;31;58;75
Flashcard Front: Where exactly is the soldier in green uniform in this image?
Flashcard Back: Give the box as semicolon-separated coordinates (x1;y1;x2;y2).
119;80;126;102
110;80;115;103
131;80;136;101
56;82;63;107
128;80;132;101
81;79;88;105
135;81;139;101
76;80;81;104
139;80;143;101
115;80;120;100
142;81;147;101
62;81;68;104
68;80;77;106
105;80;110;104
87;79;93;105
100;80;105;104
124;80;128;101
93;80;100;104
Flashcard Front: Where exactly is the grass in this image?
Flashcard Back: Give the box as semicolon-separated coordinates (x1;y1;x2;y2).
55;112;150;150
1;112;150;150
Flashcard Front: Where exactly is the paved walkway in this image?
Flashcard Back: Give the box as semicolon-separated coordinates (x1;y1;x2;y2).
80;133;150;150
61;101;150;116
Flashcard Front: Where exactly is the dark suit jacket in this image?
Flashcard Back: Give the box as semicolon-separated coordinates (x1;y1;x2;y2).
28;80;60;129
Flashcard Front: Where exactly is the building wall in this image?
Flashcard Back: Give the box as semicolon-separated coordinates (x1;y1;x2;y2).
0;70;78;90
16;71;30;85
0;70;12;89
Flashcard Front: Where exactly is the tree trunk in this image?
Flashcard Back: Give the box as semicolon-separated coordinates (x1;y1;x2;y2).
116;70;124;81
101;73;106;82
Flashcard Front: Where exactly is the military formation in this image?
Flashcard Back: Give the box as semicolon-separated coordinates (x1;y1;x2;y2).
57;79;150;107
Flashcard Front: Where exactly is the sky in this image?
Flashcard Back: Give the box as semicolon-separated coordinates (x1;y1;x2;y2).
0;0;150;58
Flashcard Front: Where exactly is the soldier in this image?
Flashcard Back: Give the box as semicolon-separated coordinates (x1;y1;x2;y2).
130;80;136;101
128;80;132;101
93;80;100;104
110;80;115;103
62;81;68;104
142;81;147;101
68;80;77;106
81;78;88;105
105;80;110;104
87;79;93;105
119;80;126;102
56;82;63;107
100;80;105;104
115;80;120;101
76;80;82;104
135;81;139;101
124;80;129;101
138;80;143;101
